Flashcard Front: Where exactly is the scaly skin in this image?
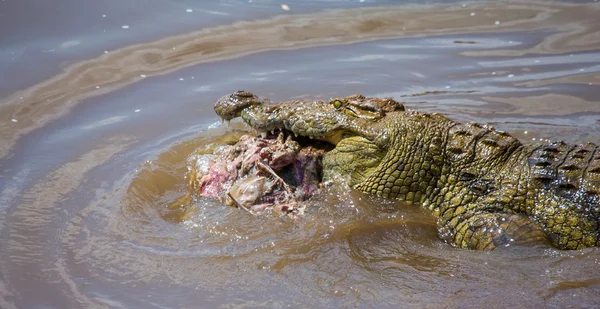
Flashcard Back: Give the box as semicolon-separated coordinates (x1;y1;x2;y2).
215;90;268;121
214;91;600;250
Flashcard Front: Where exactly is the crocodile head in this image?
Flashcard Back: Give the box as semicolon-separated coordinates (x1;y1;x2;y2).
216;91;404;144
215;91;405;184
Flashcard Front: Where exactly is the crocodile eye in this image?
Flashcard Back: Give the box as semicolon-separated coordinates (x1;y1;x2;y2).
332;100;343;109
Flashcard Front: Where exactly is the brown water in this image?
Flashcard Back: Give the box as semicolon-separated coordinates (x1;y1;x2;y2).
1;0;600;308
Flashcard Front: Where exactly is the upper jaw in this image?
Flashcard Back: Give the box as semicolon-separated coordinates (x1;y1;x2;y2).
240;100;368;145
214;92;396;147
214;90;267;121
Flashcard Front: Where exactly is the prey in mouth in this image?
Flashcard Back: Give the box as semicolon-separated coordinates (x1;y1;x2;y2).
187;91;404;217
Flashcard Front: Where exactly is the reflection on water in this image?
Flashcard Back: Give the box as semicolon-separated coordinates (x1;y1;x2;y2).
1;1;600;308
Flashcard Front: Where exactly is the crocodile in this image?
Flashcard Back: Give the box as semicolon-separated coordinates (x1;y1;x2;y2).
213;91;600;250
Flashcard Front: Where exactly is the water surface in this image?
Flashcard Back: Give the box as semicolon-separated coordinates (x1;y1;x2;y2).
1;1;600;308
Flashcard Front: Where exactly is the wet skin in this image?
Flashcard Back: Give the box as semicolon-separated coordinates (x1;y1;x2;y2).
213;91;600;250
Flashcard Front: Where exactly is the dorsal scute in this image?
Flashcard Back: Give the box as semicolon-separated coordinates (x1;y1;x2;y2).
529;141;600;203
528;141;570;184
553;143;596;197
473;127;521;163
446;122;489;162
446;122;520;167
582;143;600;196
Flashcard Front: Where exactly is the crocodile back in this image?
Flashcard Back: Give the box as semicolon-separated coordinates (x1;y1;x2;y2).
528;142;600;215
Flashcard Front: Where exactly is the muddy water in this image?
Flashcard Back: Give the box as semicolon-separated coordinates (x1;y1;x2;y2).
1;0;600;308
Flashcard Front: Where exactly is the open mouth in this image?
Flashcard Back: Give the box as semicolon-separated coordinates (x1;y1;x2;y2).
189;128;336;216
260;128;337;149
204;90;404;216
